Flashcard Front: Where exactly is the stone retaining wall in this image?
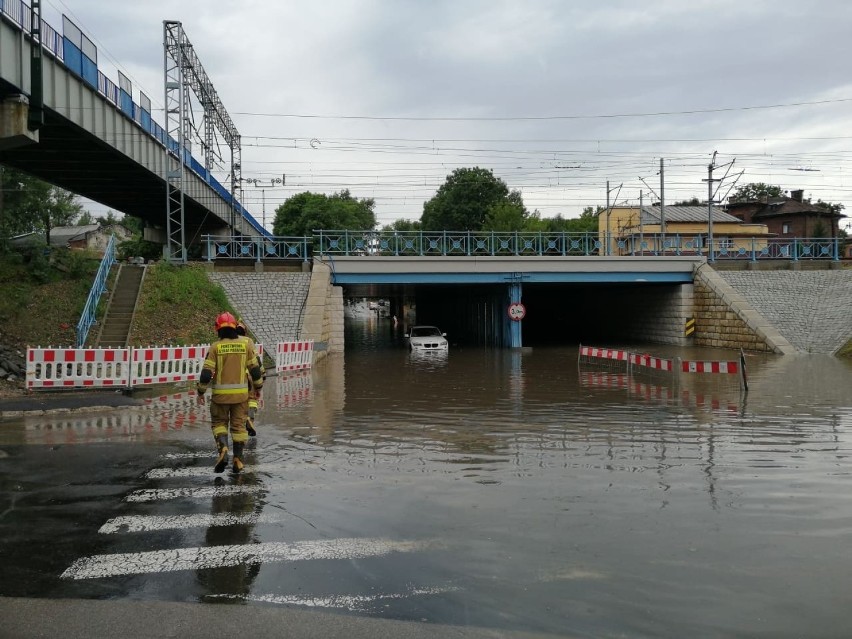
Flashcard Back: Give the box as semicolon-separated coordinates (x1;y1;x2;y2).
692;265;795;354
715;269;852;354
206;271;311;355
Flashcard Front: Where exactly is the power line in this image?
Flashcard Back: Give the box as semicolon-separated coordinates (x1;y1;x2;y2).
231;96;852;122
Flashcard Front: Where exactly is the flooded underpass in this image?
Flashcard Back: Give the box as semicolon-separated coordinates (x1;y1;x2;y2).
1;317;851;637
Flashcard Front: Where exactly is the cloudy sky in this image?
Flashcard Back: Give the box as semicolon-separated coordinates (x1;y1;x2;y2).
34;0;852;229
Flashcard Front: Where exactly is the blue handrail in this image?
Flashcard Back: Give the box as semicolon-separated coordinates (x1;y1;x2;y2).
76;234;116;347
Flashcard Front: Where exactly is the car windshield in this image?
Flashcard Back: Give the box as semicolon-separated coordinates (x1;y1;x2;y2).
411;327;442;337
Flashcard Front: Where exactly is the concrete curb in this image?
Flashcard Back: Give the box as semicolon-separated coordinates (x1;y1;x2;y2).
0;596;567;639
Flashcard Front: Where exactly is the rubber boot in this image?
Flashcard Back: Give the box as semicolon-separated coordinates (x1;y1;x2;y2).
246;405;257;437
232;441;245;474
214;435;229;474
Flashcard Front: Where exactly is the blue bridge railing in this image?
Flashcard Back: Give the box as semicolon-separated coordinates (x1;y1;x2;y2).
76;234;116;347
203;235;311;261
315;230;605;256
203;231;844;261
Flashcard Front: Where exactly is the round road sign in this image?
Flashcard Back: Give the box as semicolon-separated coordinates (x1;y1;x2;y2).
508;302;526;321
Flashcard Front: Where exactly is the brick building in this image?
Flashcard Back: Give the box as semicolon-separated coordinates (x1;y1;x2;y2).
725;189;845;239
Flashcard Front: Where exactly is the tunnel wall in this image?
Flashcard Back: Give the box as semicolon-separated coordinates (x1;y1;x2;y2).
692;264;794;354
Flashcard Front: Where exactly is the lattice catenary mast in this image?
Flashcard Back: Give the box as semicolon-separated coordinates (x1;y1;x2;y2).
163;21;241;263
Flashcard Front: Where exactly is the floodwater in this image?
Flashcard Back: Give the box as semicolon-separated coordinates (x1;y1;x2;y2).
2;315;852;638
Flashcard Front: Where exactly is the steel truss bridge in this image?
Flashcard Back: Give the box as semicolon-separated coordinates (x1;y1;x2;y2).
0;1;267;260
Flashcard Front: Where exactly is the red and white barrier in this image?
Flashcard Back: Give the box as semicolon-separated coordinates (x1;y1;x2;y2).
579;345;630;362
681;360;739;374
130;345;207;387
629;353;674;372
26;347;130;390
276;340;314;372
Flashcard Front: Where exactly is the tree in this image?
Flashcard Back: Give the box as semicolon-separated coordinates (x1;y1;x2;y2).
813;198;845;216
484;200;528;232
30;184;83;246
97;210;120;226
272;190;376;236
381;218;421;233
76;211;95;226
536;206;602;233
672;197;702;206
421;167;525;231
0;167;82;246
729;183;783;203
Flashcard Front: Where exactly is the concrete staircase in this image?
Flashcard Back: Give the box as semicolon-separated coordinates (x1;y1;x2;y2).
96;264;145;347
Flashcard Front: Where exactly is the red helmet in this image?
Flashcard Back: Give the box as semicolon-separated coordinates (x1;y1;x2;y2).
214;312;237;331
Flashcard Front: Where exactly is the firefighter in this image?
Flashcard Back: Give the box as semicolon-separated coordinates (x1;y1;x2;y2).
196;312;263;474
235;319;264;437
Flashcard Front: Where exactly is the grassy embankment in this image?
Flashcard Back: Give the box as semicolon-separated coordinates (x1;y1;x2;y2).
0;249;102;348
127;262;235;346
0;252;234;349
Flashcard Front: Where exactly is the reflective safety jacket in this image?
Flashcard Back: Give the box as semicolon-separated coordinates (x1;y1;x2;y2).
238;335;265;390
197;338;263;404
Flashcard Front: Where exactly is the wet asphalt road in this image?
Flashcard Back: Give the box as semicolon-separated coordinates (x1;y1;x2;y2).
0;398;564;639
0;389;145;414
5;340;852;638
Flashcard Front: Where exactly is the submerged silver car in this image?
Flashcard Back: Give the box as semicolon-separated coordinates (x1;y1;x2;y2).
406;325;448;351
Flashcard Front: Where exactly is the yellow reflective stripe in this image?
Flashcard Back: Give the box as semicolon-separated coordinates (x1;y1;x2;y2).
212;388;249;395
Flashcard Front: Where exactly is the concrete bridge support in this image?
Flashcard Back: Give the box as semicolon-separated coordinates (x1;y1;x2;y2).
0;95;38;151
300;260;344;360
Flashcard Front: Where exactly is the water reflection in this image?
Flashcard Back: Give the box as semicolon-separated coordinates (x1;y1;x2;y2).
4;316;852;636
197;474;265;601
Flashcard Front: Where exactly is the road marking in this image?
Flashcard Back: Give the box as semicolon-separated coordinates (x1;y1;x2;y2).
125;485;265;502
145;465;279;479
161;452;211;460
208;586;460;611
62;538;440;580
98;513;281;534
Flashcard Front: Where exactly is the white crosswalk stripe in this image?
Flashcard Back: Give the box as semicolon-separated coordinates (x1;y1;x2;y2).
125;485;265;502
61;447;458;609
61;537;440;580
98;512;281;534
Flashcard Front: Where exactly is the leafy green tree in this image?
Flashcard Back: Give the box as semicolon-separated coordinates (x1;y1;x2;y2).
536;206;601;233
119;214;144;235
0;166;34;242
76;211;95;226
672;197;702;206
273;190;376;236
381;218;421;233
484;200;528;232
729;183;783;203
421;167;524;231
0;167;82;246
813;199;845;216
97;210;120;226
